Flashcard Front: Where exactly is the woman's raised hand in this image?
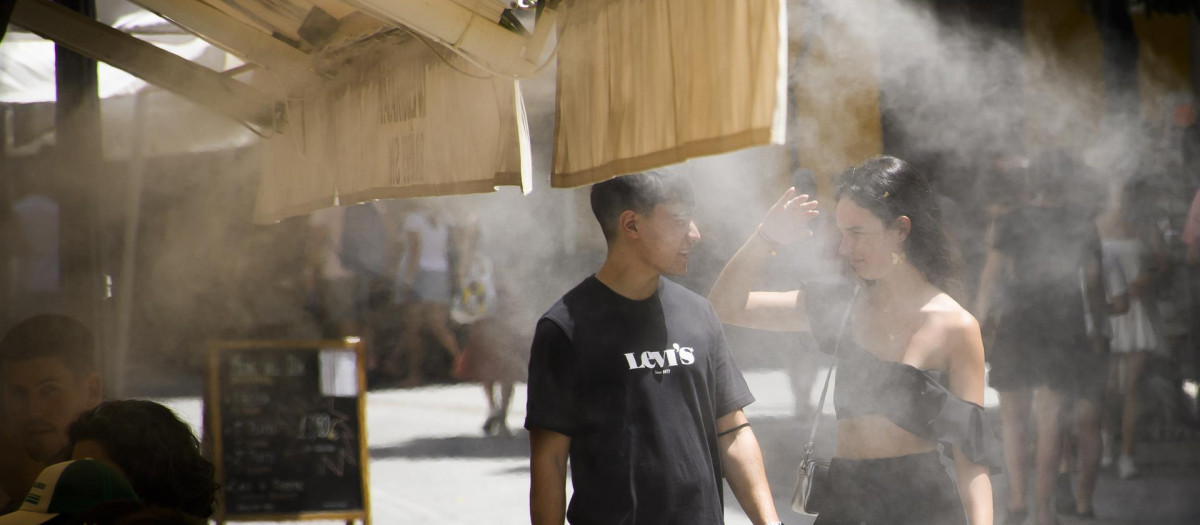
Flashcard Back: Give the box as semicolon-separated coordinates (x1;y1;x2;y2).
758;187;819;246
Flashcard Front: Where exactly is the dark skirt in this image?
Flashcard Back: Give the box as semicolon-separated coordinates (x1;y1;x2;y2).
814;450;967;525
989;285;1089;392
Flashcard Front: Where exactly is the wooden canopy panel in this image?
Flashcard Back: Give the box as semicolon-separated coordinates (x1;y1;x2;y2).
253;37;530;223
551;0;788;187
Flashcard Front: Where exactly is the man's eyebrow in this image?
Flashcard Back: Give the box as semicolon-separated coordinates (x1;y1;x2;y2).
2;377;62;391
33;377;64;388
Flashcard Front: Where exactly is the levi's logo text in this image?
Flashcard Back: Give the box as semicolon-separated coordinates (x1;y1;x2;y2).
624;343;696;374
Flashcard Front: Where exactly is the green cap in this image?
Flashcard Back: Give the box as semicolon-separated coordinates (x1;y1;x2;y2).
0;459;139;525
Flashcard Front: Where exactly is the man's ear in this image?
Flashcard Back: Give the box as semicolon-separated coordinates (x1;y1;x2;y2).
620;210;640;238
895;215;911;242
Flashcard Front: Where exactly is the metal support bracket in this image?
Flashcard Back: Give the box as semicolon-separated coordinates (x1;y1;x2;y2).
131;0;321;94
11;0;282;134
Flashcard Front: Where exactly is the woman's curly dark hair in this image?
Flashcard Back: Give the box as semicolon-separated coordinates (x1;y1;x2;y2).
68;400;217;519
835;155;963;297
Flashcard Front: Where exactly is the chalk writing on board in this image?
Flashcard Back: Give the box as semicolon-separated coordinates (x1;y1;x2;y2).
211;346;365;516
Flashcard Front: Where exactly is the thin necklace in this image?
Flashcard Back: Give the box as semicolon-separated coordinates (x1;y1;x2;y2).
870;295;913;346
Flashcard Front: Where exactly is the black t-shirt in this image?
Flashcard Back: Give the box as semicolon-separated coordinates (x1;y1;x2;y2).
991;205;1100;340
992;205;1100;289
525;276;755;525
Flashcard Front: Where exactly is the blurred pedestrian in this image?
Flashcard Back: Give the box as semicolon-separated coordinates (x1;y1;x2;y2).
1185;189;1200;266
527;172;780;525
1047;168;1124;519
976;152;1110;525
963;155;1030;314
0;316;103;512
340;203;394;371
1097;178;1168;479
712;156;998;525
7;180;62;322
68;400;216;521
305;207;359;340
392;204;460;386
450;215;526;437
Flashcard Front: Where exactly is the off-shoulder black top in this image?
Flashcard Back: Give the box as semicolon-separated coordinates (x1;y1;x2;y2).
804;276;1003;471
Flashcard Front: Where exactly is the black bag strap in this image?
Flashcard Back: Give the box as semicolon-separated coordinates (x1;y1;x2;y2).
802;284;859;458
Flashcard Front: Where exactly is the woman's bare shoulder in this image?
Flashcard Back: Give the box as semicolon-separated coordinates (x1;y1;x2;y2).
918;293;982;351
906;299;982;375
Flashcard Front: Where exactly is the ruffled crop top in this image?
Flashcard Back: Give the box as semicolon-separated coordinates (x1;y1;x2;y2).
804;276;1003;470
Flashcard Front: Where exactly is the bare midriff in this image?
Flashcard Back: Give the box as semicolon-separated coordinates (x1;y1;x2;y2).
835;415;937;459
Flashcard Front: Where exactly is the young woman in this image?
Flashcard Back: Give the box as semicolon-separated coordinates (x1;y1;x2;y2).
710;156;998;525
975;153;1110;525
392;205;461;386
1097;178;1167;479
450;214;527;437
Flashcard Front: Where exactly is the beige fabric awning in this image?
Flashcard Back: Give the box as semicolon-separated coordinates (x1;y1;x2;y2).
253;37;530;223
12;0;781;217
551;0;787;187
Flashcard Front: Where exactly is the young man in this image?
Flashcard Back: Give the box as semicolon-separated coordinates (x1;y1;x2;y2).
526;173;780;525
0;315;104;512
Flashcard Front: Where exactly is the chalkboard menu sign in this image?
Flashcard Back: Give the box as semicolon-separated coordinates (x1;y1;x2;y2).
206;340;370;524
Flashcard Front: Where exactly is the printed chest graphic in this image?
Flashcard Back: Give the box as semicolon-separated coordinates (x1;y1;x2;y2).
623;343;696;375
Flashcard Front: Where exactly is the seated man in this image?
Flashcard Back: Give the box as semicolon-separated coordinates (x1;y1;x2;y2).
0;315;103;511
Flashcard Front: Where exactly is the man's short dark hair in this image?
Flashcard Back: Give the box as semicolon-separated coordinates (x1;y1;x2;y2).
0;314;96;375
590;171;695;242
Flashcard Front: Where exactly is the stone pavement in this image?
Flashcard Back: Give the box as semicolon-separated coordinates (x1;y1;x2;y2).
158;370;1200;525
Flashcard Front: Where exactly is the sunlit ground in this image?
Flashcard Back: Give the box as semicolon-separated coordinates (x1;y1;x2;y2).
154;369;1000;524
153;365;1200;525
